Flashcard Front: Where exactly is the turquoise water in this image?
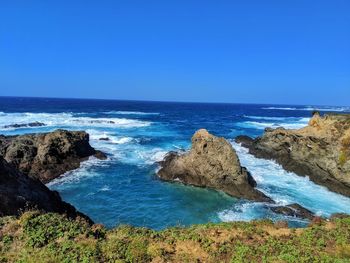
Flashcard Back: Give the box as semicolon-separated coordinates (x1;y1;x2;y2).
1;97;350;229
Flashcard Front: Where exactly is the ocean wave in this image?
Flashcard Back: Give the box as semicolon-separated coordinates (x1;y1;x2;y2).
229;142;350;216
0;112;151;130
136;148;168;164
244;115;304;121
86;129;135;145
262;106;350;112
103;111;159;115
236;118;309;130
262;107;297;110
46;156;109;187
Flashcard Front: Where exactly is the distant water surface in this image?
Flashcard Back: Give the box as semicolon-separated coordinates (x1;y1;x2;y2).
1;97;350;229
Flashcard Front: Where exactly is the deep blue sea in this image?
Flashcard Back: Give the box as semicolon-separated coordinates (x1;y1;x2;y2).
1;97;350;229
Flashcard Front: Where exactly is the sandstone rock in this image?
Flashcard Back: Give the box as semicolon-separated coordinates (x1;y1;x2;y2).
0;129;107;183
157;129;272;202
0;156;92;223
270;203;314;220
235;113;350;196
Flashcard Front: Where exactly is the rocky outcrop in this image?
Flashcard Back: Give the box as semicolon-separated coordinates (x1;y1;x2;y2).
235;113;350;196
157;129;272;202
3;122;46;129
0;129;107;183
270;203;314;220
0;156;92;223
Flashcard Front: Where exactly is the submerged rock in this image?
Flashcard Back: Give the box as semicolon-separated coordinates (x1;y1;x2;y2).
235;112;350;196
3;121;46;129
0;156;92;223
0;129;107;183
270;203;314;220
157;129;272;202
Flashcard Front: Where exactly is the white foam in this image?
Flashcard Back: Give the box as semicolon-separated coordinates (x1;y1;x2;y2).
0;112;151;130
237;118;309;130
136;148;168;164
99;185;111;191
244;115;303;121
232;142;350;215
103;111;159;115
47;156;109;186
262;107;297;110
262;106;350;112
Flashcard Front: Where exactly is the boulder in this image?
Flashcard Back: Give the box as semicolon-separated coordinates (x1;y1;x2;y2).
158;129;272;202
0;156;92;223
235;113;350;196
0;129;107;183
270;203;314;220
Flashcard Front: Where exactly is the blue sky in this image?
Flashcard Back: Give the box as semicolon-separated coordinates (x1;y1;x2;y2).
0;0;349;105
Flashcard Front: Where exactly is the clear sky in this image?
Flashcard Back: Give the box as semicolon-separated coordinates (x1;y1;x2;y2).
0;0;349;105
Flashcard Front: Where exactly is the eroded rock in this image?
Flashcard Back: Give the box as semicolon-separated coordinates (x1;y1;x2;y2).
158;129;272;202
0;129;107;183
235;113;350;196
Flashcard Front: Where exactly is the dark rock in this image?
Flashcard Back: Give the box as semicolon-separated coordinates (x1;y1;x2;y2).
99;137;110;141
235;135;254;148
0;156;92;223
3;122;46;129
270;203;314;220
0;129;107;183
157;129;272;202
235;113;350;197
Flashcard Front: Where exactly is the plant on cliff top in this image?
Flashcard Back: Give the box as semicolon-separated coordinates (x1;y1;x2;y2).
1;211;350;262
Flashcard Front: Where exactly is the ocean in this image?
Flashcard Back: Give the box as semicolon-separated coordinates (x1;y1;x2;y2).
1;96;350;229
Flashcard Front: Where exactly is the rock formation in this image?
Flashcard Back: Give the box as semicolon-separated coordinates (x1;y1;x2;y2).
0;129;107;183
235;112;350;196
0;156;92;223
270;203;314;220
158;129;271;202
3;121;46;129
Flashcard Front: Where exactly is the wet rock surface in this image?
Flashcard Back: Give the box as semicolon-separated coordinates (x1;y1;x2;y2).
270;203;314;220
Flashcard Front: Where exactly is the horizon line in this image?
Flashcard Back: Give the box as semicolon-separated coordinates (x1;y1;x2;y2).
0;95;347;108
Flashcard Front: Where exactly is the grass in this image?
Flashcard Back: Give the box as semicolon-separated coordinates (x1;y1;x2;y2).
1;212;350;262
339;134;350;166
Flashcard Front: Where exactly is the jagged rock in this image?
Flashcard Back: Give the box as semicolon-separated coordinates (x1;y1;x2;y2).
3;122;46;129
235;113;350;196
270;203;314;220
157;129;272;202
0;129;107;183
0;156;92;223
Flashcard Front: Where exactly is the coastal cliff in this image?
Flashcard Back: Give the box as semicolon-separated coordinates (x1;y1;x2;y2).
0;129;106;183
1;211;349;262
158;129;271;202
236;112;350;196
0;156;91;222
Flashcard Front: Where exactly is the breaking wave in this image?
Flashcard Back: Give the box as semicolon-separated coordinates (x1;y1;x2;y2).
0;112;151;130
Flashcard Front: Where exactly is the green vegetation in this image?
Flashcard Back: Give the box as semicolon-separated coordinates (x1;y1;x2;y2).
1;212;350;262
339;135;350;166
